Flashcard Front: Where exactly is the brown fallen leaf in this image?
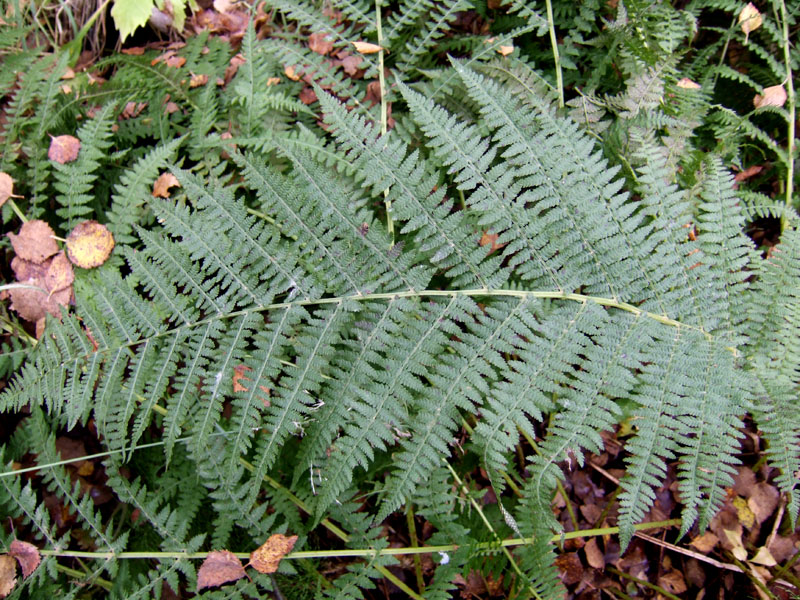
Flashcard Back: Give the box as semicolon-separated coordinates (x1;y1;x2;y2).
734;165;764;183
48;135;81;164
0;172;22;208
8;220;59;264
44;251;75;293
584;537;605;569
748;482;779;525
224;54;247;85
299;86;318;105
152;172;181;198
738;2;762;42
658;570;688;595
197;550;246;591
308;32;334;55
249;534;298;574
689;531;719;553
165;55;186;68
121;47;145;55
9;255;73;323
351;41;382;54
66;221;115;269
8;541;40;579
750;546;777;566
479;230;504;255
753;84;787;109
232;364;252;393
0;555;16;598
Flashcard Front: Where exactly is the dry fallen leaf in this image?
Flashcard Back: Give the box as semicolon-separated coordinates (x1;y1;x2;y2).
689;531;719;553
197;550;246;591
723;528;748;561
583;537;605;569
8;220;59;264
676;77;701;90
224;53;247;85
190;73;209;88
48;135;81;164
284;65;301;81
753;84;787;109
0;555;16;598
308;32;334;55
152;172;181;198
232;364;253;393
748;482;779;524
249;534;298;574
479;230;503;254
351;41;382;54
738;2;762;42
0;172;21;208
733;495;756;529
66;221;115;269
497;45;514;56
121;47;145;55
8;541;40;579
658;570;688;595
750;546;777;566
165;55;186;68
44;251;75;294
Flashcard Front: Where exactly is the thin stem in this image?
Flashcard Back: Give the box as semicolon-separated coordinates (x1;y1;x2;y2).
607;566;682;600
37;520;680;561
6;198;27;222
54;563;113;591
778;0;796;228
406;505;426;593
374;0;393;243
543;0;564;108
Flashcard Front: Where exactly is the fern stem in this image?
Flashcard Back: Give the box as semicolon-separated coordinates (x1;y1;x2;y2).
38;520;681;561
444;461;545;600
405;505;426;593
54;563;113;591
778;0;796;227
6;198;27;223
374;0;394;243
606;567;682;600
543;0;564;108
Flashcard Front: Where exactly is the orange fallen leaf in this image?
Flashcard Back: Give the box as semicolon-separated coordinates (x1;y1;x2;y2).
249;534;298;574
121;47;145;55
689;531;719;553
284;65;301;81
734;165;764;182
66;221;115;269
738;2;762;42
61;67;76;80
8;541;40;579
479;231;504;254
658;570;687;595
8;220;59;264
44;251;75;294
753;84;787;108
232;364;252;393
197;550;246;591
152;172;181;198
676;77;701;90
0;555;16;598
351;41;382;54
190;73;209;88
497;45;514;56
48;135;81;164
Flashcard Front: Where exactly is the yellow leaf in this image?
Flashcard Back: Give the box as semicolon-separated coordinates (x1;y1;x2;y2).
497;45;514;56
66;221;115;269
676;78;701;90
750;546;777;566
249;534;298;574
738;2;762;42
351;41;382;54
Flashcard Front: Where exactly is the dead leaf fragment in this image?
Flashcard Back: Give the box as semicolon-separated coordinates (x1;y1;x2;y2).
8;541;40;579
45;252;75;293
497;45;514;56
689;531;719;553
0;555;16;598
748;482;779;524
658;570;688;595
308;32;334;55
733;495;756;529
584;537;604;569
189;73;209;88
197;550;246;590
165;55;186;68
0;172;21;208
8;220;59;263
723;528;748;561
152;172;181;198
284;65;301;81
9;255;73;323
48;135;81;164
753;84;787;108
232;364;252;393
351;41;382;54
677;77;701;90
738;2;762;42
121;47;145;55
750;546;777;566
249;534;298;574
66;221;115;269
